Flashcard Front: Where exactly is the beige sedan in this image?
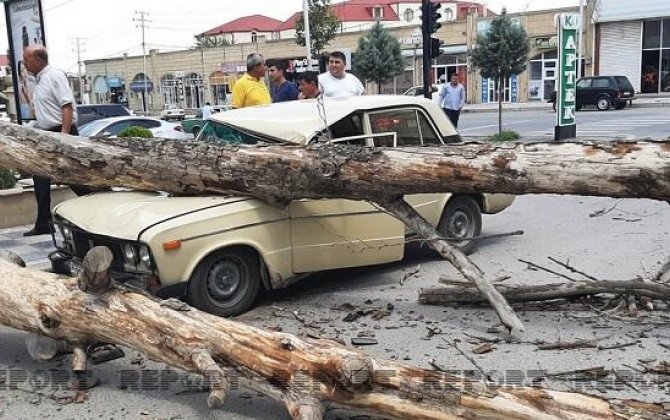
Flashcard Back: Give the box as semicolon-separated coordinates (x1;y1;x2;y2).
50;96;514;317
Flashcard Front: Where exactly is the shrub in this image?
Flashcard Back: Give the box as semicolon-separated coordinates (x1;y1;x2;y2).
488;130;521;143
0;168;18;189
117;126;153;138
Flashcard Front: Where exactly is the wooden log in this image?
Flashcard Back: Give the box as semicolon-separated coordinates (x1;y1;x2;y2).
0;125;669;203
382;197;524;333
0;252;663;419
419;278;670;305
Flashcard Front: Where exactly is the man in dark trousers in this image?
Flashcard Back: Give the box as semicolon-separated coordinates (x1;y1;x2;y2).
438;74;466;128
22;45;79;236
268;61;299;103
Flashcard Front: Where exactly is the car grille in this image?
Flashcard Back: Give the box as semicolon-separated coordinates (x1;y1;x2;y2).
64;226;128;273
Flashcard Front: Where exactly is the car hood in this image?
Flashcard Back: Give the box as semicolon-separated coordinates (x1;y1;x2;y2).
53;191;252;241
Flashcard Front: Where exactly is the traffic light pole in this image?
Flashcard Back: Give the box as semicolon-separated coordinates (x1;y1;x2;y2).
421;0;432;100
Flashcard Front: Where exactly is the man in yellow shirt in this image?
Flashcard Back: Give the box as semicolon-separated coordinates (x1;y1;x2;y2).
231;53;271;108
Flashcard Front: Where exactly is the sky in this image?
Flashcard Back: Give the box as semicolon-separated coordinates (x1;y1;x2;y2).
0;0;580;74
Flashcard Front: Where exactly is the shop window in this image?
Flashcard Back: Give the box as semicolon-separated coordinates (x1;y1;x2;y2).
663;19;670;48
530;62;542;80
661;50;670;93
643;20;661;49
641;50;660;93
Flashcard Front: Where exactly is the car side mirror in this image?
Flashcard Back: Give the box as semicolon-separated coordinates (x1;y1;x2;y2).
100;131;113;138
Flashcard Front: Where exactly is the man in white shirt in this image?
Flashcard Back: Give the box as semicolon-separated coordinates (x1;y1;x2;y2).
201;102;213;120
318;51;364;98
23;45;81;236
438;75;466;128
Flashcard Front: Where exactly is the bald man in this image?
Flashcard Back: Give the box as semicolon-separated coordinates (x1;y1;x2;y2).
23;45;80;236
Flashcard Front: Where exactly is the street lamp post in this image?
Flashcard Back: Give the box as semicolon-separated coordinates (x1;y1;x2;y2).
303;0;313;70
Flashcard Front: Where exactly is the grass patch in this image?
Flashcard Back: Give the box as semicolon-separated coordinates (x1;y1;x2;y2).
117;126;153;138
0;168;18;189
488;130;521;143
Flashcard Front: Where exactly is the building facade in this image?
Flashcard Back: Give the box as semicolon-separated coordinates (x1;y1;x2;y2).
593;0;670;94
84;3;594;113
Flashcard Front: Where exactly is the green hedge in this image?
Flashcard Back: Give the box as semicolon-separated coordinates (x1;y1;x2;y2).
117;126;154;138
0;168;17;189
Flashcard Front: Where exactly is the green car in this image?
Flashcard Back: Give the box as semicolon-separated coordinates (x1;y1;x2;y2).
179;105;231;136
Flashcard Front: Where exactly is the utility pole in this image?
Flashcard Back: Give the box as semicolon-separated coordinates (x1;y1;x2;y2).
578;0;584;79
133;11;150;113
303;0;313;70
72;37;86;104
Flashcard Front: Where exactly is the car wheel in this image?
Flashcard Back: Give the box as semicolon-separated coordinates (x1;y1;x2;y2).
596;96;611;111
187;247;261;317
192;126;201;137
437;196;482;255
615;102;626;110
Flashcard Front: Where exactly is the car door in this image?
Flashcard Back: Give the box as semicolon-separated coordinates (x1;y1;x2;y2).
101;119;149;137
576;78;591;106
289;138;405;273
366;107;446;229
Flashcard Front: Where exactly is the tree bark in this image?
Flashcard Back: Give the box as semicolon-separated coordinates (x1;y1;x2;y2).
0;252;664;419
0;124;668;204
419;277;670;305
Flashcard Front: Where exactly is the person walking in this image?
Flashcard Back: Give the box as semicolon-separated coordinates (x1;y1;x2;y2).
318;51;364;98
201;102;214;120
231;53;271;109
297;71;321;99
438;75;466;128
22;45;79;236
268;61;299;103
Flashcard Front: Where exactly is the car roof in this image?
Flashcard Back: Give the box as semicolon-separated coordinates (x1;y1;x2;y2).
86;116;162;124
209;95;456;144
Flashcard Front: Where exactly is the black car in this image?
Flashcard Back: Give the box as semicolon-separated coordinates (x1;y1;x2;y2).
77;104;132;126
575;76;635;111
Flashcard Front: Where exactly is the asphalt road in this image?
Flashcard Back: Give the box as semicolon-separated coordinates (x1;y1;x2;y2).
1;195;669;419
459;107;670;140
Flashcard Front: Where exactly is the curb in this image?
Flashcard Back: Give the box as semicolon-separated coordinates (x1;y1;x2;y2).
462;101;670;113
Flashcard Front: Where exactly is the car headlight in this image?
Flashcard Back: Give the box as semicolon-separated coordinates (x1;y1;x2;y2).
123;244;137;264
139;245;151;266
63;227;74;241
53;225;66;249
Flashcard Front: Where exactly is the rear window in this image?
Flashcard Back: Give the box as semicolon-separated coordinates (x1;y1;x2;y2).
614;76;634;91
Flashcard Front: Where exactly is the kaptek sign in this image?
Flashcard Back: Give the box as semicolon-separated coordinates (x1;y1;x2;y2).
555;13;580;140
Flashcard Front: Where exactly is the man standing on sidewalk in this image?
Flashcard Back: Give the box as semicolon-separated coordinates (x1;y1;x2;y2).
231;53;271;109
438;75;465;128
22;45;79;237
268;61;299;103
318;51;364;98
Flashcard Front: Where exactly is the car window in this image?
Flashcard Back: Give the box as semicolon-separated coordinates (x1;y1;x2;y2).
418;112;442;146
576;79;591;88
79;119;110;137
132;119;161;129
369;109;424;147
330;113;364;139
105;121;137;136
77;106;97;115
591;78;611;89
197;121;259;145
614;76;634;91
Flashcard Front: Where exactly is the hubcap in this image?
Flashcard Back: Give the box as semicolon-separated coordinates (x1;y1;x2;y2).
206;259;245;301
448;209;472;240
598;99;608;109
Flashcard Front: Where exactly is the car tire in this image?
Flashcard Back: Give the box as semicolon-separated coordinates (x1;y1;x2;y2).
596;96;611;111
187;247;261;317
615;102;626;110
437;196;482;255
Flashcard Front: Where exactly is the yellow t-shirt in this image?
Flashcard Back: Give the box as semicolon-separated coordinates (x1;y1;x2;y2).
231;74;271;108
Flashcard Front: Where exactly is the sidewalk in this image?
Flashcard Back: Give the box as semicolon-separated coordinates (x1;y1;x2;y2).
463;94;670;113
0;225;54;270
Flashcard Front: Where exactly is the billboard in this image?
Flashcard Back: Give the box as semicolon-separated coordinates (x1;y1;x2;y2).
555;13;580;140
4;0;46;124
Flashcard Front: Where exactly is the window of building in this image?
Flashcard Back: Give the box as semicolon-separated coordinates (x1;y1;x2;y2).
251;31;258;43
641;20;670;93
643;20;661;49
372;6;383;20
403;8;414;22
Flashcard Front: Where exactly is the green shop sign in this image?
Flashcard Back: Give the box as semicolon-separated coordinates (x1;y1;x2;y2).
555;13;580;140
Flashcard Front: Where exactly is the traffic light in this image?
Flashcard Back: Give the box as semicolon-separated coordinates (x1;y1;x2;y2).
430;37;443;59
421;1;442;34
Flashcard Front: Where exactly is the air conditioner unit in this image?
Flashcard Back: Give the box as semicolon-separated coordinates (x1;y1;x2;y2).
442;4;457;22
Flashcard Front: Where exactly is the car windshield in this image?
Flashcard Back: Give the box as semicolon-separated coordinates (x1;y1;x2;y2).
79;119;111;137
196;121;262;145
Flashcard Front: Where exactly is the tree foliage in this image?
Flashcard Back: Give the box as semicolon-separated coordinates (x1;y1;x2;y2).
353;22;405;92
195;36;231;48
117;126;153;139
470;10;529;133
295;0;339;57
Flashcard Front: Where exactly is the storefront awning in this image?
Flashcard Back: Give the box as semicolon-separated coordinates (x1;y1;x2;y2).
107;77;124;89
130;81;154;92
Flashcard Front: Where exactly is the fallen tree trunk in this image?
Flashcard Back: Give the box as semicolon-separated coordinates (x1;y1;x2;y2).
0;125;669;203
0;252;664;419
419;277;670;305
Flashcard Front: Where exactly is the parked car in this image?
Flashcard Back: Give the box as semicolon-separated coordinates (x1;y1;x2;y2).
77;104;132;126
403;84;443;102
78;116;193;140
179;105;232;136
160;107;186;121
50;96;515;317
575;76;635;111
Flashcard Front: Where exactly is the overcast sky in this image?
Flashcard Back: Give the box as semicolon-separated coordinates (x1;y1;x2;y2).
0;0;580;73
